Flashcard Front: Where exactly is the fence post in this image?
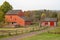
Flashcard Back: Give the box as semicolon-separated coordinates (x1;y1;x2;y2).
15;30;17;35
21;30;23;34
32;27;34;31
8;31;11;36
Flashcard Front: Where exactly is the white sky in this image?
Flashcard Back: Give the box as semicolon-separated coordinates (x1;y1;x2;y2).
0;0;60;11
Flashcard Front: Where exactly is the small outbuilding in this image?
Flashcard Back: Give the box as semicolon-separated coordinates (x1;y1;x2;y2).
40;18;57;27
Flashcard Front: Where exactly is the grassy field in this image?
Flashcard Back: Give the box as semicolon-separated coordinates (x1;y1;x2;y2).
48;27;60;33
21;32;60;40
21;27;60;40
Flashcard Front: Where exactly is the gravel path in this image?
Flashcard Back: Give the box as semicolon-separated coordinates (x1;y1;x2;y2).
0;27;57;40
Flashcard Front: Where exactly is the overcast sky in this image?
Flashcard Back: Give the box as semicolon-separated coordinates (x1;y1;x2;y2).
0;0;60;11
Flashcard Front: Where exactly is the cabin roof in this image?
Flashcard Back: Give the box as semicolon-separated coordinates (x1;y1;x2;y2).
20;16;31;21
6;10;22;14
41;18;57;21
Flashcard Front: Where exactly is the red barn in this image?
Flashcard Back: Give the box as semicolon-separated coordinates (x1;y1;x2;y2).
5;10;32;27
40;18;57;27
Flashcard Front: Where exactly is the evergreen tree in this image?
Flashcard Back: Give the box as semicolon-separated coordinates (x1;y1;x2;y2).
1;1;13;13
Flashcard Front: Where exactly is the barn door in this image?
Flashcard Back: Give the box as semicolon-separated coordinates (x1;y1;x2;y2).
50;22;54;27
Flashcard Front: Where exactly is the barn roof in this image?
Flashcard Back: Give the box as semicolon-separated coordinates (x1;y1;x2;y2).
41;18;57;21
20;16;32;21
6;10;22;14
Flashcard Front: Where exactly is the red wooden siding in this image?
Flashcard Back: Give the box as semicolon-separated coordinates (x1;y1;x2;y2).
5;15;25;26
41;21;56;27
15;16;25;26
41;22;45;26
25;21;32;25
5;15;32;26
45;22;48;25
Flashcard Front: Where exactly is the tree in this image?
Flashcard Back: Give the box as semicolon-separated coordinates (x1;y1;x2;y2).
1;1;13;13
52;13;57;18
57;12;60;20
50;12;57;18
41;13;46;19
0;6;1;9
24;11;31;17
0;11;4;22
35;12;41;20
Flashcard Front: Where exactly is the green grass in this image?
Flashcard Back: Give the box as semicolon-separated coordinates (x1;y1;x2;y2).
0;28;17;31
49;27;60;33
0;35;10;39
21;33;60;40
21;27;60;40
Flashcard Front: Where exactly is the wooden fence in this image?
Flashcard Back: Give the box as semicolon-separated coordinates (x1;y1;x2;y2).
0;26;48;36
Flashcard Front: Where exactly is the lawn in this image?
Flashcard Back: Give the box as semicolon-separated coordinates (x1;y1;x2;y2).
21;27;60;40
49;27;60;33
21;32;60;40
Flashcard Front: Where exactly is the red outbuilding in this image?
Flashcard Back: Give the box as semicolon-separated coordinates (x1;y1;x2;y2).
40;18;57;27
5;10;32;27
